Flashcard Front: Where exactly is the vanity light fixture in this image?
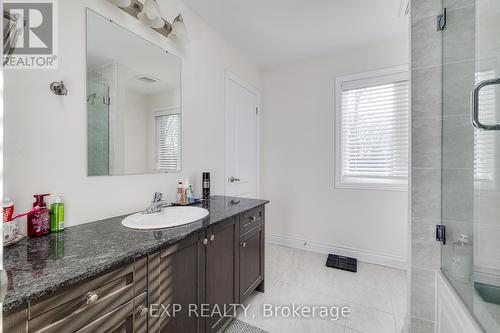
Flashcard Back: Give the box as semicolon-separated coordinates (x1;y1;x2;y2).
137;0;164;29
169;14;189;43
107;0;189;42
108;0;132;7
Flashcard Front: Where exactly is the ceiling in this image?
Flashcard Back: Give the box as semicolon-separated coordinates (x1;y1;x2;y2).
182;0;409;70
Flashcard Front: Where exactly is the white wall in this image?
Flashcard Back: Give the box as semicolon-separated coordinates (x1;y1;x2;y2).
4;0;261;232
261;37;409;260
121;89;148;174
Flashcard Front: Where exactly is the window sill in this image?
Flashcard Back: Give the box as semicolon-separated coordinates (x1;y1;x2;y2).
335;179;408;192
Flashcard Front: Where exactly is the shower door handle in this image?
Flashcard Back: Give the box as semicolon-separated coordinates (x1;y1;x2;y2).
472;78;500;130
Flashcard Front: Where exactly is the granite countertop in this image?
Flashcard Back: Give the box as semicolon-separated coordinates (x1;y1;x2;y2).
2;195;269;312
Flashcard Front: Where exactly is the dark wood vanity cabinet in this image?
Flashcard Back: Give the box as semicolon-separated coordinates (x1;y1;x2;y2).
205;217;239;333
149;216;240;333
4;205;266;333
239;206;265;301
148;233;205;333
240;223;265;301
3;257;149;333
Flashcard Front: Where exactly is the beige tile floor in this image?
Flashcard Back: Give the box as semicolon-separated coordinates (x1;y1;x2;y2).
237;244;407;333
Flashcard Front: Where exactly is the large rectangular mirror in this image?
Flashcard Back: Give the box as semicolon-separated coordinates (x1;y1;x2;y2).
86;9;181;176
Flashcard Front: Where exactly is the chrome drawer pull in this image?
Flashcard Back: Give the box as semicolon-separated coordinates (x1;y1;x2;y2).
85;292;99;305
242;242;247;248
202;238;208;245
137;306;149;317
210;235;215;242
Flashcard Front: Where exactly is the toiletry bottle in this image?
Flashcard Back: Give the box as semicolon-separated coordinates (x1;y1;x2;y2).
3;197;14;222
176;181;183;203
202;172;210;200
181;188;187;204
188;184;195;203
50;195;64;233
28;194;51;237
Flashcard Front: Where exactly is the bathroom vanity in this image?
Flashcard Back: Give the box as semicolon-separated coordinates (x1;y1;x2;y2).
2;196;268;333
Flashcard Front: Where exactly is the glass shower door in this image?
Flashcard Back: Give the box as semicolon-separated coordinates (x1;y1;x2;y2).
87;78;110;176
442;0;500;331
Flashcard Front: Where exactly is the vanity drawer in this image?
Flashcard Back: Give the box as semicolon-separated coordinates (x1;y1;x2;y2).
77;292;147;333
240;206;263;235
28;272;135;332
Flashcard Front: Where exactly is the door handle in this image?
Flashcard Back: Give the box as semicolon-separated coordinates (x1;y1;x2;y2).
472;78;500;130
229;176;241;183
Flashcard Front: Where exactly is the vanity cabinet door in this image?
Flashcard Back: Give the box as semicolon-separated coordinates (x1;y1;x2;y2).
240;223;264;301
205;217;239;333
152;233;206;333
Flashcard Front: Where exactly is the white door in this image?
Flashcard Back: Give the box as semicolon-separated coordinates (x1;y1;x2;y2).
225;72;259;198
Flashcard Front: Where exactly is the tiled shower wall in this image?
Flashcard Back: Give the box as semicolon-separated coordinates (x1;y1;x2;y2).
410;0;476;332
410;0;443;331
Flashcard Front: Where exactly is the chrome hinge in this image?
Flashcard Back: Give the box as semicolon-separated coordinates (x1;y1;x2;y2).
437;8;447;31
103;96;111;105
436;225;447;245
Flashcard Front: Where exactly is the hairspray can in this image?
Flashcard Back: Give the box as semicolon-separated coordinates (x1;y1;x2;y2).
202;172;210;200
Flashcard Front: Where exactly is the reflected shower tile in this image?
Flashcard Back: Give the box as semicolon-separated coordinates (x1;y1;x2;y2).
442;169;474;222
411;15;442;69
443;60;475;117
411;66;442;118
441;220;473;277
412;218;442;270
442;115;474;169
443;6;475;63
410;317;434;333
412;168;441;219
412;116;442;169
411;0;443;22
444;0;475;10
477;224;500;267
475;195;500;226
411;268;436;321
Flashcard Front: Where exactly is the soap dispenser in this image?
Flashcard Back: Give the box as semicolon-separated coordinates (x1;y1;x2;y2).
27;194;51;237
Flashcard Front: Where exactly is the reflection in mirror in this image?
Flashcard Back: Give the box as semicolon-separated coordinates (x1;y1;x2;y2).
86;9;181;176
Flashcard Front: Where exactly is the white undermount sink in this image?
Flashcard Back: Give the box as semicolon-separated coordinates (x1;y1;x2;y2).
121;206;209;230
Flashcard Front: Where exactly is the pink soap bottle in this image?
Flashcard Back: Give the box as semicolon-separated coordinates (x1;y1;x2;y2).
27;194;51;237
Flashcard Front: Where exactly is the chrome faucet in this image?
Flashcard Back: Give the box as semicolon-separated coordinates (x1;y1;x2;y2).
142;192;167;214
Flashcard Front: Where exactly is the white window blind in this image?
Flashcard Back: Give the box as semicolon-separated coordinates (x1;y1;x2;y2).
155;113;181;171
335;67;409;190
474;70;496;185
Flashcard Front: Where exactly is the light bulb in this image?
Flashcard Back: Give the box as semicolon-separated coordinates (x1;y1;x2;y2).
170;14;189;43
138;0;164;28
108;0;132;8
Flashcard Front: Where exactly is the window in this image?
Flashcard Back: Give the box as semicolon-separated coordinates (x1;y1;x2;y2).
335;66;409;191
154;110;181;172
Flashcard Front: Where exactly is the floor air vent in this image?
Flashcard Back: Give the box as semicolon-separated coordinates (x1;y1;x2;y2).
326;254;357;273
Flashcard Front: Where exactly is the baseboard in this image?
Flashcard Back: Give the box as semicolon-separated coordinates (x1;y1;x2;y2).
266;233;408;270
